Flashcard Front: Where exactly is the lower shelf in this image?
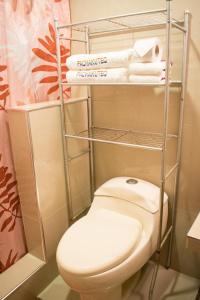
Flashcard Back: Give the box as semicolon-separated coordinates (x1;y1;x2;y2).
62;81;182;87
65;127;174;151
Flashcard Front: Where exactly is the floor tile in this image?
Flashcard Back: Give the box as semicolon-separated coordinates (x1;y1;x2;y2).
38;262;200;300
128;262;200;300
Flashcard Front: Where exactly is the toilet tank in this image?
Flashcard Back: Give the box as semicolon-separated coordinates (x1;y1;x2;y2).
94;177;168;214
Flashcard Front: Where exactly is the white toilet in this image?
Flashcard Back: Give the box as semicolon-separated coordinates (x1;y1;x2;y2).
56;177;168;300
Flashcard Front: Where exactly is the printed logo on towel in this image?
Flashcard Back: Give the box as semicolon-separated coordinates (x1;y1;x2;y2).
77;70;108;79
77;57;108;68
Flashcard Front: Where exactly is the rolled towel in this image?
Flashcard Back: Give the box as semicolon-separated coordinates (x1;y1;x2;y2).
128;61;168;76
132;37;163;63
66;49;133;70
66;68;128;83
129;71;166;84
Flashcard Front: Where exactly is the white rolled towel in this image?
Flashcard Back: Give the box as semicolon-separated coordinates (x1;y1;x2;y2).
128;61;168;76
132;37;163;63
66;68;128;83
66;49;133;70
129;71;166;84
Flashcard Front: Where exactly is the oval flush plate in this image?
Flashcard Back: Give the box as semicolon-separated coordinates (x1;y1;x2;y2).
126;178;138;184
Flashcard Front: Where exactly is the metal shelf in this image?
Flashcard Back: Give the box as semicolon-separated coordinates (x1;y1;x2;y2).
57;9;185;35
65;127;176;151
62;80;182;87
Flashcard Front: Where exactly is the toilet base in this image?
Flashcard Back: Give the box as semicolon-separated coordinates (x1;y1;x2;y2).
79;270;141;300
80;285;122;300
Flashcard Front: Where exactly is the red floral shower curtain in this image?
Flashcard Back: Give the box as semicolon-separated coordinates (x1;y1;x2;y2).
0;0;70;272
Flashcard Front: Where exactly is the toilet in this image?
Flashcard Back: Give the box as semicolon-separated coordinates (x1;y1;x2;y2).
56;177;168;300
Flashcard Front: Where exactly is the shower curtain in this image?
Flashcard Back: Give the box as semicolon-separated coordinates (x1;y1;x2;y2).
0;0;70;272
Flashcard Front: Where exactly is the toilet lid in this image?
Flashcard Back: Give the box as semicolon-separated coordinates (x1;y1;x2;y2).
57;209;142;276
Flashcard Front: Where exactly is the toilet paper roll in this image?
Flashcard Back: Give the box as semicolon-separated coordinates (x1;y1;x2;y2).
132;37;163;63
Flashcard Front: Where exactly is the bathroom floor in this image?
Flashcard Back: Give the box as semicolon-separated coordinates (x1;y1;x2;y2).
38;262;200;300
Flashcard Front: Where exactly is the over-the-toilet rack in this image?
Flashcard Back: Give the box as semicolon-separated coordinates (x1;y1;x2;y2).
54;1;190;299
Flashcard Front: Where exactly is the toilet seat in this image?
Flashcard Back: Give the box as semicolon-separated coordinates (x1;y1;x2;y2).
56;209;142;276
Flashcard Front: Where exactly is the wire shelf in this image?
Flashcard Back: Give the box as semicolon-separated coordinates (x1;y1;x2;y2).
65;127;169;151
58;9;184;35
62;80;182;87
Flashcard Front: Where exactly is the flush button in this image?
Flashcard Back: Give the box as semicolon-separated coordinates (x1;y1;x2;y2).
126;178;138;184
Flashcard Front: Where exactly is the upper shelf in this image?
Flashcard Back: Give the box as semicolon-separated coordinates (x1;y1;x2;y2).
57;9;185;36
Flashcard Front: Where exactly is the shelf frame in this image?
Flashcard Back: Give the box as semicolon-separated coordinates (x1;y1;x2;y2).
54;2;190;299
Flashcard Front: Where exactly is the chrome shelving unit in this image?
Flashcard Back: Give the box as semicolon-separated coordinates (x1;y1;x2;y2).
54;1;190;299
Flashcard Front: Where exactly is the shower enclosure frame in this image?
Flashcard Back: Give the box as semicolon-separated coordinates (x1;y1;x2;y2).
54;1;190;298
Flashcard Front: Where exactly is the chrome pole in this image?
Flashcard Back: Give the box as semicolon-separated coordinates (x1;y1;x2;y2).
166;10;190;268
149;1;171;298
54;19;73;222
85;26;95;199
64;133;163;151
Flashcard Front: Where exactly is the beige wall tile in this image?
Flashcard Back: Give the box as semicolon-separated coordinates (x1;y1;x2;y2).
69;154;91;217
22;215;44;260
42;206;68;259
8;111;39;220
29;107;69;220
8;111;44;260
64;101;89;157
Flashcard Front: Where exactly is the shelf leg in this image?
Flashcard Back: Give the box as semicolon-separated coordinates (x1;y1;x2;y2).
166;10;190;269
148;252;161;300
149;0;172;298
54;19;73;222
85;26;96;199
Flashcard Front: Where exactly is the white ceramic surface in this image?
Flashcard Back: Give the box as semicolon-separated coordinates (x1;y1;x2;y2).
56;177;168;300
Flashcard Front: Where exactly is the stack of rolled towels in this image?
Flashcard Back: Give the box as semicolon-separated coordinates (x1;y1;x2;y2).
66;37;171;84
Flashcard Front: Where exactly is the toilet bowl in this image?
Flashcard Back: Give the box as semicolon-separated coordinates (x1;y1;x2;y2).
56;177;168;300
